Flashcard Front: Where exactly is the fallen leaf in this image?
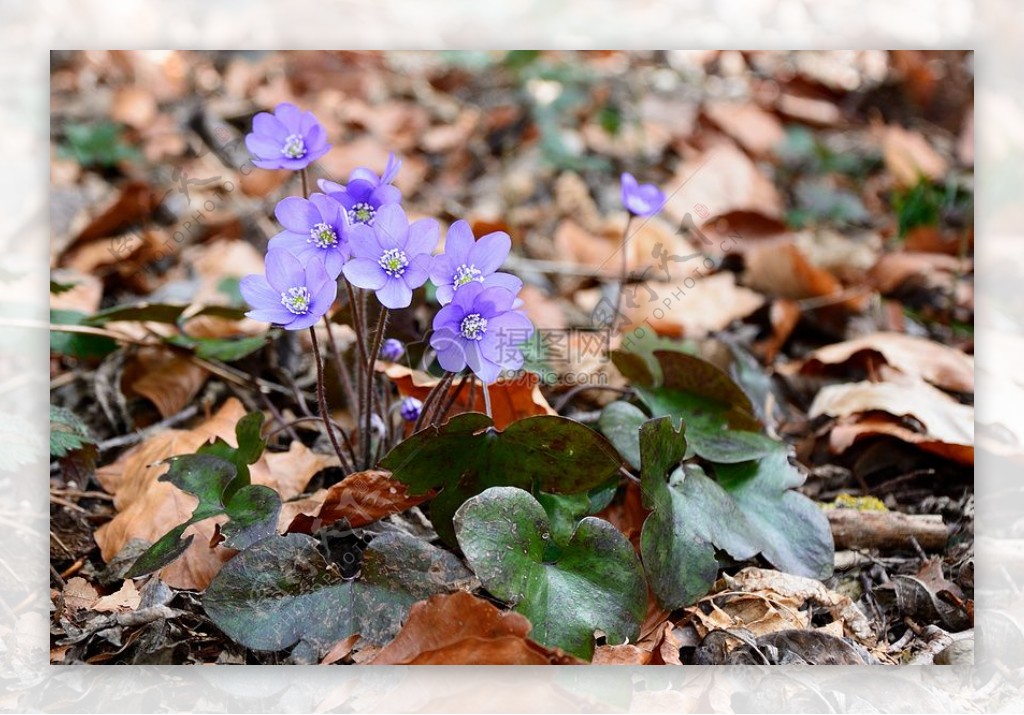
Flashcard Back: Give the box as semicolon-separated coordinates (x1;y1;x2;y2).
785;332;974;393
882;124;949;188
592;643;651;665
743;238;867;310
49;270;104;314
61;577;99;613
94;398;335;590
92;579;141;613
110;86;158;129
382;364;554;430
663;143;784;226
619;272;765;338
124;348;209;419
703;101;785;157
369;591;582;665
830;414;974;465
284;469;431;534
870;251;970;294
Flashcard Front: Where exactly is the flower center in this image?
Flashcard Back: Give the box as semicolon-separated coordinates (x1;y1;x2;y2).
459;313;488;341
281;134;306;159
281;286;312;315
452;263;484;289
378;248;409;278
348;202;376;225
308;222;338;249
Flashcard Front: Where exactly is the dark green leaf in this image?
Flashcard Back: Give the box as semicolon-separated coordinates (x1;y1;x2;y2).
536;479;618;544
454;486;646;660
203;532;471;653
381;413;623;545
50;310;118;359
196;411;266;494
124;525;194;580
220;485;282;551
637;418;833;610
85;302;191;326
597;401;647;470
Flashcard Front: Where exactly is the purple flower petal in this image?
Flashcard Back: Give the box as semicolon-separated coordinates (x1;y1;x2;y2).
323;250;345;279
348;224;384;259
468;230;511;274
265;249;306;293
309;193;342;224
275;103;302;132
318;179;344;194
403;253;431;288
286;311;322;331
342;258;387;290
246;306;295;324
477;285;517;314
371;184;402;207
373;205;408;250
267;231;313;256
481;272;523;295
253;112;289;141
239;274;278;309
275;197;319;233
381;153;401;185
429;253;454;287
434;284;456;305
405;218;439;257
310;276;338;316
376;278;413;310
245;134;283;159
443;220;474;263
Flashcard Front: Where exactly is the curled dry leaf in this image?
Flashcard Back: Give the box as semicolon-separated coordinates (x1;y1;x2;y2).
783;331;974;394
870;251;971;295
742;238;867;311
283;469;431;534
94;398;335;590
369;591;583;665
810;374;974;464
124;348;209;419
382;364;554;430
92;579;141;613
703;101;786;157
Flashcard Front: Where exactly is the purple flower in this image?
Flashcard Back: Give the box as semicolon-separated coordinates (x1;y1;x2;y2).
399;396;423;422
429;220;523;306
267;194;349;279
429;282;534;385
380;338;405;362
318;153;402;227
620;172;665;217
239;249;337;331
245;103;331;171
341;205;438;310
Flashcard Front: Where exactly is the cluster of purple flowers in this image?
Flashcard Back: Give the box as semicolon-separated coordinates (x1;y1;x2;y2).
239;103;534;385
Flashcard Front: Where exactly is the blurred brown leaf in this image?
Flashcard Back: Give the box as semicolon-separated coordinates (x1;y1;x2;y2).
124;348;209;419
882;124;948;188
703;101;785;157
283;469;430;534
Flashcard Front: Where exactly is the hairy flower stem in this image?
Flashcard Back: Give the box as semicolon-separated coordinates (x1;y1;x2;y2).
413;371;455;432
300;167;310;199
309;326;354;474
361;307;389;468
482;381;493;419
321;315;358;414
432;372;472;427
614;214;634;326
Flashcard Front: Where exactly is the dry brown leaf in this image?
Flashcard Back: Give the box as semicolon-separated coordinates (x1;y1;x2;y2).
787;331;974;393
383;364;554;430
553;219;618;278
283;469;430;534
125;348;209;419
810;375;974;463
592;644;652;665
517;284;568;333
62;577;99;613
92;579;141;613
775;88;843;126
369;592;583;665
94;398;335;590
703;101;785;157
663;143;784;226
110;86;158;129
64;181;160;250
829;414;974;465
756;299;801;363
49;270;103;314
743;238;867;310
882;124;949;188
870;251;970;294
618;272;764;338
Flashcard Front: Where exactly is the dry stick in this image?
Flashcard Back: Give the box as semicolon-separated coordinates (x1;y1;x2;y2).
414;372;455;432
827;509;949;552
613;214;634;323
363;308;390;468
309;326;354;474
433;372;472;427
322;316;358;412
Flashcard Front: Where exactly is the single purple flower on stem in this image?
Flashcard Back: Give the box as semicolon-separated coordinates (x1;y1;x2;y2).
245;103;331;171
342;205;438;310
620;172;665;217
267;194;349;279
429;220;523;306
429;282;534;385
240;249;337;331
380;338;405;362
318;153;402;227
399;396;423;422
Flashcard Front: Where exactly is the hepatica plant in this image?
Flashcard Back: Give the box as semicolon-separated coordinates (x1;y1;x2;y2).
125;101;833;663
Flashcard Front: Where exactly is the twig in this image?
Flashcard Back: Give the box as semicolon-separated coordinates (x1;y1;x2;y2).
96;404;200;452
309;326;354;474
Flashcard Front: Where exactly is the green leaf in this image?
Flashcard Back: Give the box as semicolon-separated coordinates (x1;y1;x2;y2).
85;302;191;326
454;486;646;661
381;413;623;545
637;418;833;611
614;349;774;463
166;334;268;362
598;401;647;470
536;479;618;544
203;532;472;653
60;121;139;167
50;279;77;295
126;415;275;578
49;405;95;458
50;310;118;360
